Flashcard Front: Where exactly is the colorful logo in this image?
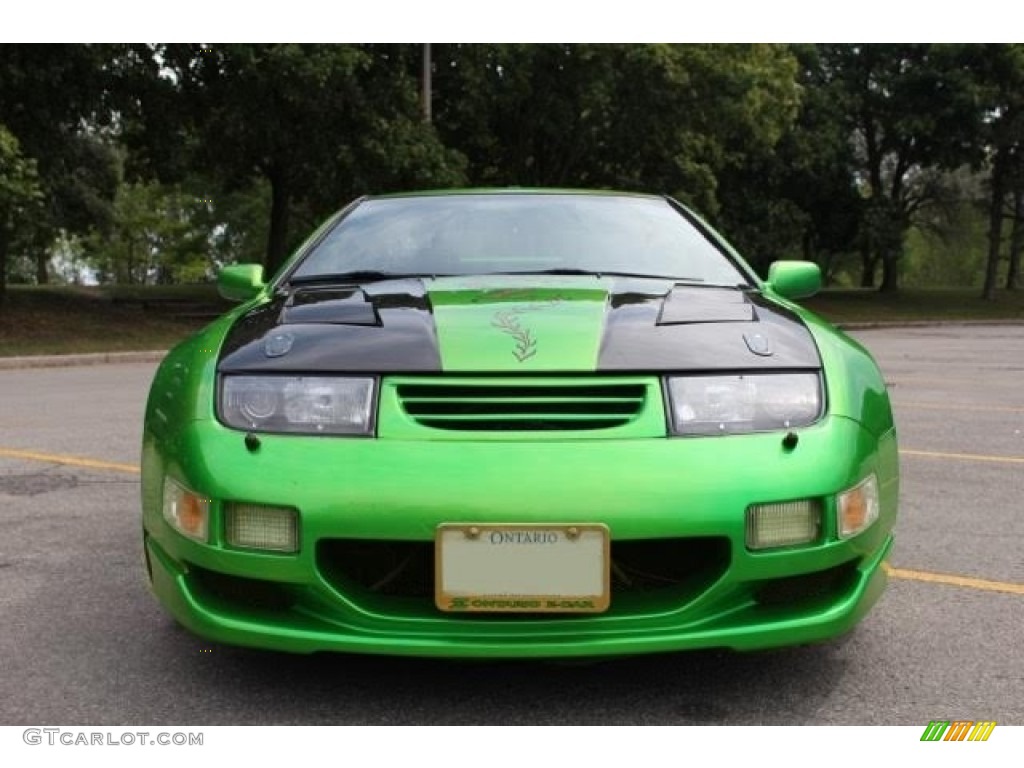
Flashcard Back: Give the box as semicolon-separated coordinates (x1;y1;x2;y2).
920;721;996;742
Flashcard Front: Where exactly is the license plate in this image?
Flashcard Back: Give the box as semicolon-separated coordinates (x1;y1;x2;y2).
435;524;610;613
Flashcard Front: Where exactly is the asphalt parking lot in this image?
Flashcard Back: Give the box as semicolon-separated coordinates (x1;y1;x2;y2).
0;325;1021;725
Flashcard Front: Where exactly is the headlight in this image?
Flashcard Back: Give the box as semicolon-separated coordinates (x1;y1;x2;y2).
220;375;375;435
666;373;821;435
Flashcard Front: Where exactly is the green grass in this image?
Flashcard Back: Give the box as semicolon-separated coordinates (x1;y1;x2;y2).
803;288;1024;323
0;284;230;357
0;285;1022;357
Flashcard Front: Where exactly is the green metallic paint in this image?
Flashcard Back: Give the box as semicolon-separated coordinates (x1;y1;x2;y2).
142;195;898;659
217;264;266;302
430;277;609;371
142;368;897;656
145;533;890;658
766;261;823;300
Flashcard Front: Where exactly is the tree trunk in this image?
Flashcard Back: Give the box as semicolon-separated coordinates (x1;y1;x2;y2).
0;231;8;306
265;169;292;277
35;249;48;285
1006;188;1022;291
126;238;134;285
982;154;1006;301
859;244;876;288
878;248;900;293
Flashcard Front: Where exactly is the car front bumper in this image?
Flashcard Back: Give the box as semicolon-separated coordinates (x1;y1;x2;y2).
142;415;898;658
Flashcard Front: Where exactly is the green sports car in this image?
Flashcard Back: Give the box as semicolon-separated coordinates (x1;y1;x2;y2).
141;189;898;658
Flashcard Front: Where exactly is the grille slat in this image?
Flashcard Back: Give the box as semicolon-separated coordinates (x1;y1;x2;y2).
400;396;644;404
397;381;647;432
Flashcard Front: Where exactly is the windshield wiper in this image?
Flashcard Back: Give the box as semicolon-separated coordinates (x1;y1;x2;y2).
479;268;707;282
287;271;449;285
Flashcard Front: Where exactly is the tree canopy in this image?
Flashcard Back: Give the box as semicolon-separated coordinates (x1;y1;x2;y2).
1;43;1022;299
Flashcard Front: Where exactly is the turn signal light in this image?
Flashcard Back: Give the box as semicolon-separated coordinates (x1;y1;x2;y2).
162;478;209;542
838;474;879;539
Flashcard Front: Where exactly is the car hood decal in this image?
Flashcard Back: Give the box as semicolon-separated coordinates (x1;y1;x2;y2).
428;277;608;371
217;275;821;373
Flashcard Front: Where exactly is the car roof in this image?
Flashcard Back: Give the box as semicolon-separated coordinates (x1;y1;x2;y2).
369;188;664;201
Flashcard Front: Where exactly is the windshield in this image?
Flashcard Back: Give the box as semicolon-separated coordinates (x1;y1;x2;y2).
290;193;750;285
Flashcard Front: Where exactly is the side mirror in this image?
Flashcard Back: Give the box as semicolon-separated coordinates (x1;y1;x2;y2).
218;264;266;302
765;261;821;300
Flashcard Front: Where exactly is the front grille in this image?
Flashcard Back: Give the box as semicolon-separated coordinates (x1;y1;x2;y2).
317;537;731;616
396;381;648;431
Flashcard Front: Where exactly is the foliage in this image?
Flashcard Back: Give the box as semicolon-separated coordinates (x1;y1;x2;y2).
809;44;989;292
4;43;1024;299
433;44;799;218
117;44;465;275
0;45;120;288
716;45;863;279
85;179;232;284
0;125;44;298
967;44;1024;296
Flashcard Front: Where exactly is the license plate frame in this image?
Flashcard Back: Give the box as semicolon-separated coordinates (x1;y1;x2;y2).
435;523;610;613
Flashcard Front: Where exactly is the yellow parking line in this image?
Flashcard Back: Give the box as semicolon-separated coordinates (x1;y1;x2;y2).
884;564;1024;596
900;448;1024;465
0;447;139;474
896;401;1024;414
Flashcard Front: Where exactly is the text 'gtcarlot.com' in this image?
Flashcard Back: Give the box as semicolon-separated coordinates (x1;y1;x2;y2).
23;729;203;746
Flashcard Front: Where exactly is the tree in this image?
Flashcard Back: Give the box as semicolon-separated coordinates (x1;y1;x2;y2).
0;125;44;302
1007;188;1023;290
118;44;464;275
83;176;268;284
0;44;119;284
816;45;984;292
970;44;1024;298
432;44;799;218
716;45;864;279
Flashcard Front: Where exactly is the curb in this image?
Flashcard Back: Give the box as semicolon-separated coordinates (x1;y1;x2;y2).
837;319;1024;330
0;350;167;370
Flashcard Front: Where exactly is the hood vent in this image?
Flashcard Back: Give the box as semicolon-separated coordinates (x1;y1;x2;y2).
657;286;755;325
283;288;379;326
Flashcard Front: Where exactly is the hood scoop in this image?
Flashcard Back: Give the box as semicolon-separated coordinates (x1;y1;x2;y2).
282;288;379;326
656;286;756;325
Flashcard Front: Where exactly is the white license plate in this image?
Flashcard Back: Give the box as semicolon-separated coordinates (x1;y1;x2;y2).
435;524;610;613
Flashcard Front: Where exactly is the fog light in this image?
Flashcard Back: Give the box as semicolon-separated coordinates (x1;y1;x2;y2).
746;499;821;550
837;474;879;539
162;477;209;542
225;503;299;553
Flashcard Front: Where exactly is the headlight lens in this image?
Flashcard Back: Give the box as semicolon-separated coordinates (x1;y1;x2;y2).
221;375;375;435
666;373;821;435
